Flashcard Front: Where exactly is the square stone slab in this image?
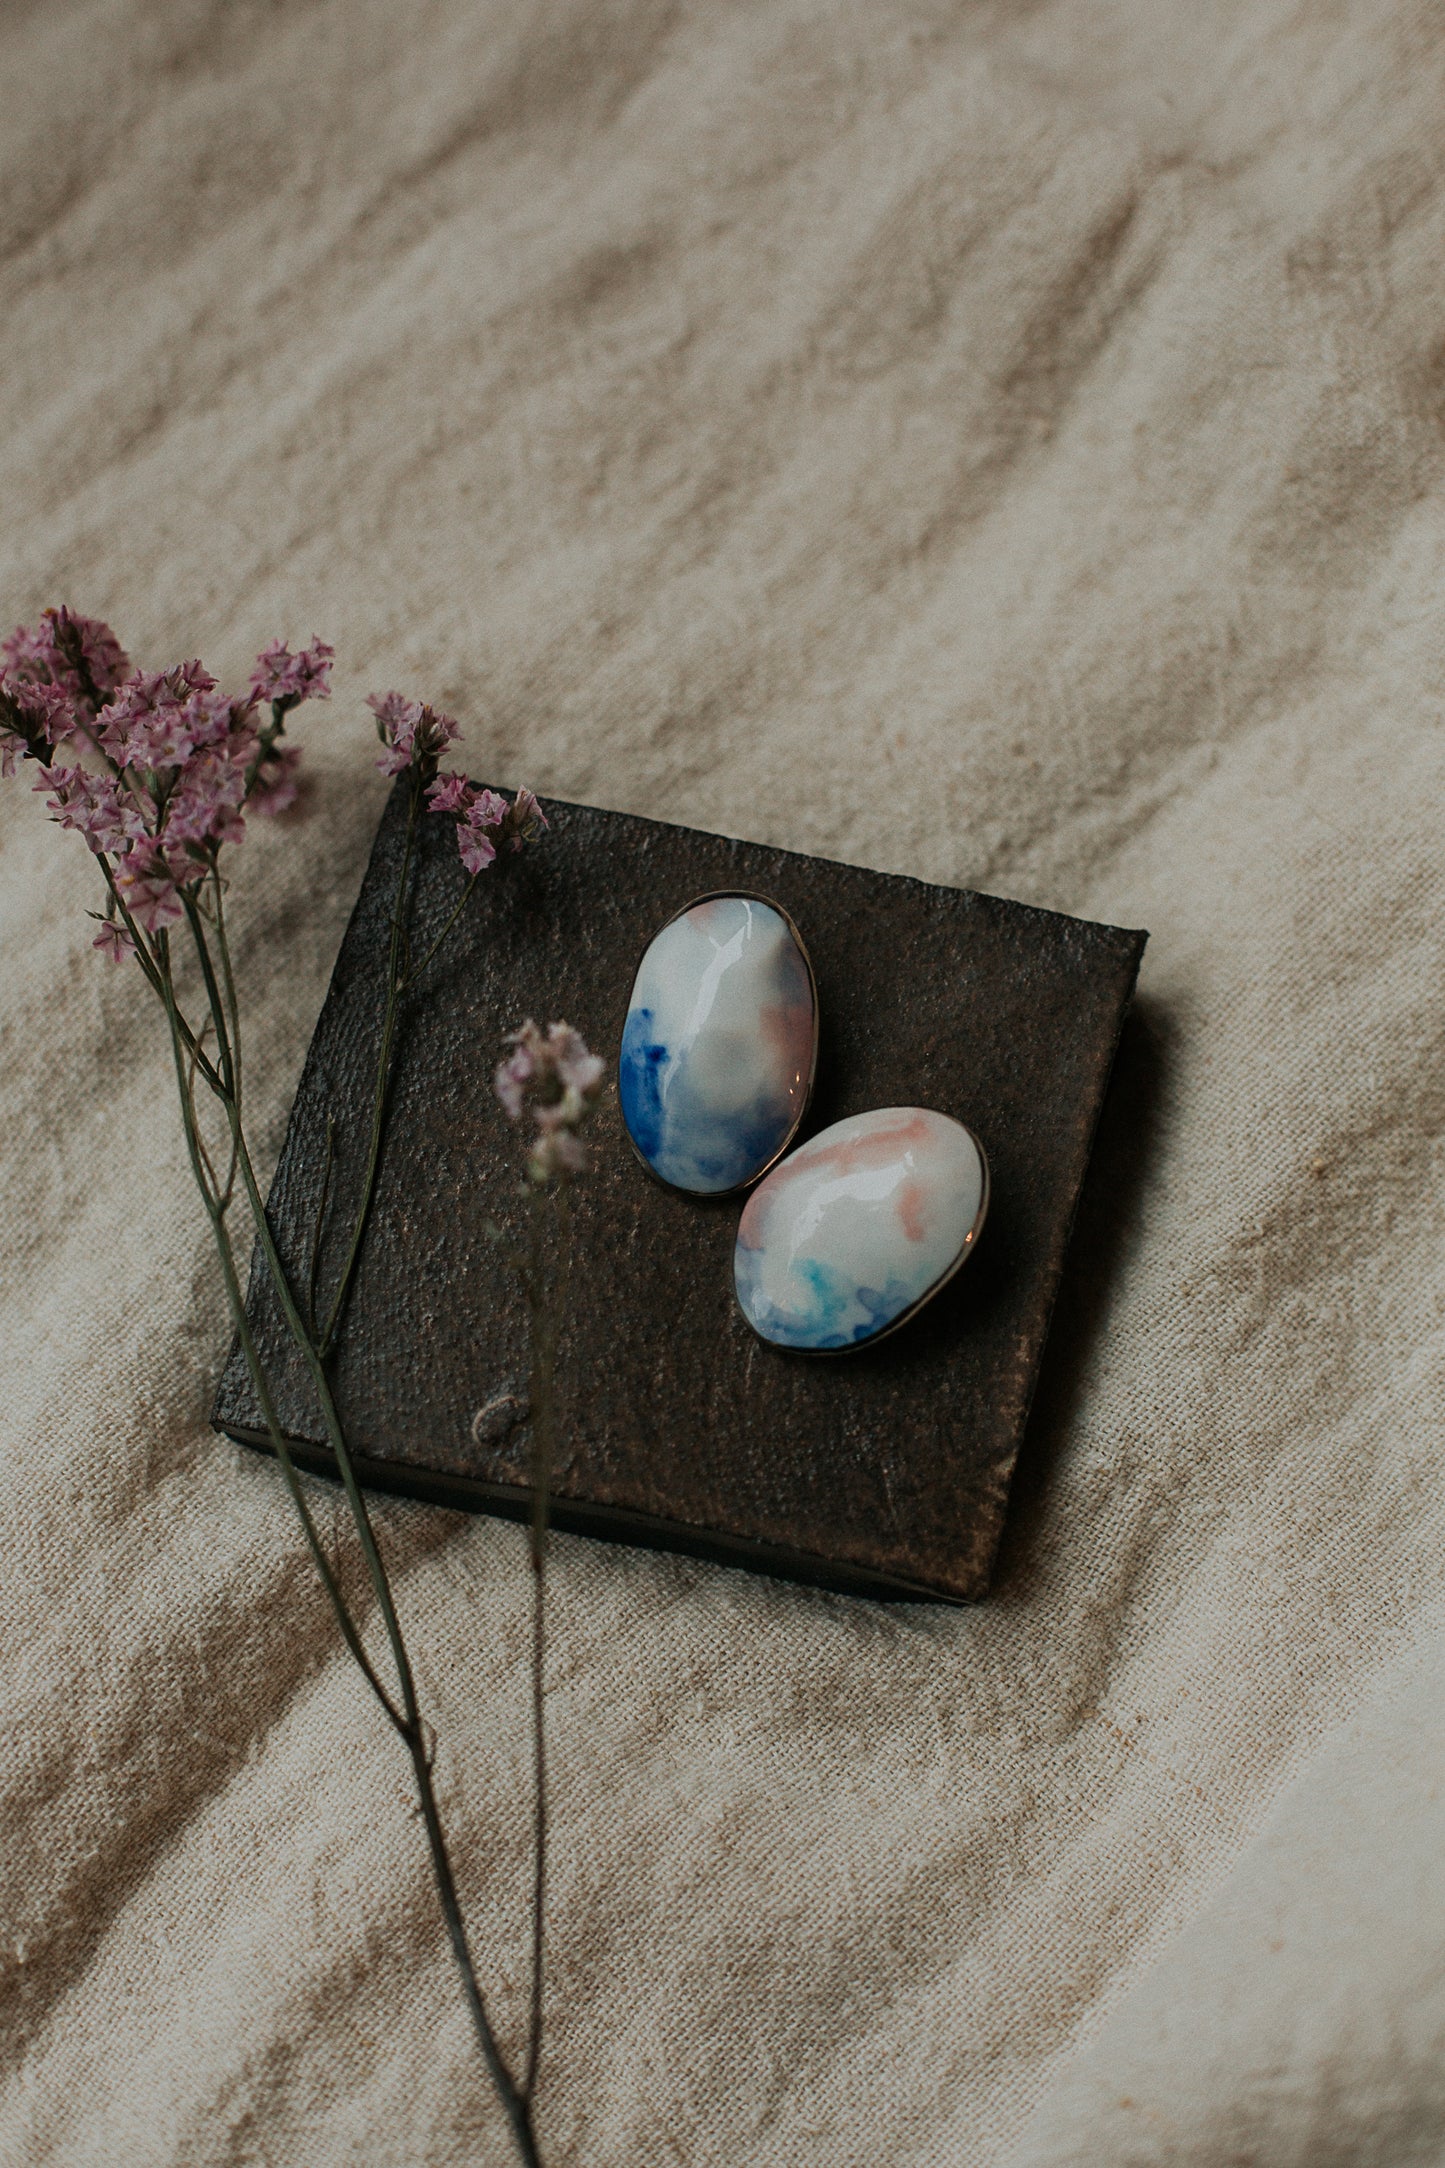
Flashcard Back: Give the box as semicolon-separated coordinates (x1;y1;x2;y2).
213;785;1145;1603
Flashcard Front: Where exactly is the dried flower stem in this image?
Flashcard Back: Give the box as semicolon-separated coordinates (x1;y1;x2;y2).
522;1179;569;2103
317;769;424;1358
4;609;555;2164
198;872;544;2166
115;822;543;2167
491;1022;601;2107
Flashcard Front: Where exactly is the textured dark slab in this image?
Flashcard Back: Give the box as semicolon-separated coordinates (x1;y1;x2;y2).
213;784;1145;1602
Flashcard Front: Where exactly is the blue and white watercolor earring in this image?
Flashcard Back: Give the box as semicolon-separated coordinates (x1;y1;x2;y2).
733;1108;989;1352
619;893;819;1196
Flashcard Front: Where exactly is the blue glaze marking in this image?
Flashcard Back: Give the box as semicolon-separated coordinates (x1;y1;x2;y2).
735;1247;916;1350
618;1007;667;1164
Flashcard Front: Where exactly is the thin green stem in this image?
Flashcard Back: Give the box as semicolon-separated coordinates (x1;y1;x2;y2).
96;858;227;1094
175;890;539;2160
182;1017;226;1205
154;957;404;1730
180;891;236;1099
182;899;418;1723
402;869;479;992
211;870;243;1205
409;1730;544;2168
307;1115;338;1338
318;774;424;1357
523;1179;567;2104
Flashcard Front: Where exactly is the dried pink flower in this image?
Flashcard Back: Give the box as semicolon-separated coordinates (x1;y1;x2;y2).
454;789;511;875
495;1018;605;1184
368;691;424;775
36;764;144;855
1;624;49;680
115;846;185;932
91;918;136;963
248;742;302;816
494;1041;533;1121
527;1127;589;1180
99;668;205;770
163;742;249;851
458;824;498;876
1;613;324;962
426;772;477;816
249;637;334;711
366;689;459;776
4;608;130;710
56;608;130;698
548;1023;606;1100
0;679;75;767
10;677;82;747
365;689;417;733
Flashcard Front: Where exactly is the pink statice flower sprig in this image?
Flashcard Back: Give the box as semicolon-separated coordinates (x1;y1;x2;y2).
367;687;547;878
1;610;333;956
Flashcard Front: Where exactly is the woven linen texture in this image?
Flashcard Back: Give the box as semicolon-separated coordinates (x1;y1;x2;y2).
2;2;1443;2162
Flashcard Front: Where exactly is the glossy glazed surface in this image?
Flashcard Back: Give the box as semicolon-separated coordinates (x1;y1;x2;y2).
734;1107;986;1349
620;895;816;1194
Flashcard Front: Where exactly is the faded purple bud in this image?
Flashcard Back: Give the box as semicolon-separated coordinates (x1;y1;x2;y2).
499;786;548;853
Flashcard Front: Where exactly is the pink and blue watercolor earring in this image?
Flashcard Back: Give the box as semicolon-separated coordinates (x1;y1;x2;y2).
733;1109;989;1352
619;893;818;1196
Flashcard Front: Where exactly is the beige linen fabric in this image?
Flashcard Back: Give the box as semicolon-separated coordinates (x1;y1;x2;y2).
3;1;1444;2161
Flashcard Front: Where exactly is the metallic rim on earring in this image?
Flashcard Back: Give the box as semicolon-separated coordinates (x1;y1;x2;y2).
739;1123;991;1357
618;889;820;1202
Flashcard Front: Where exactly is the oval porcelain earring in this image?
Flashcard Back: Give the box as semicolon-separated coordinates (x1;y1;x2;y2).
619;893;819;1196
733;1108;989;1351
